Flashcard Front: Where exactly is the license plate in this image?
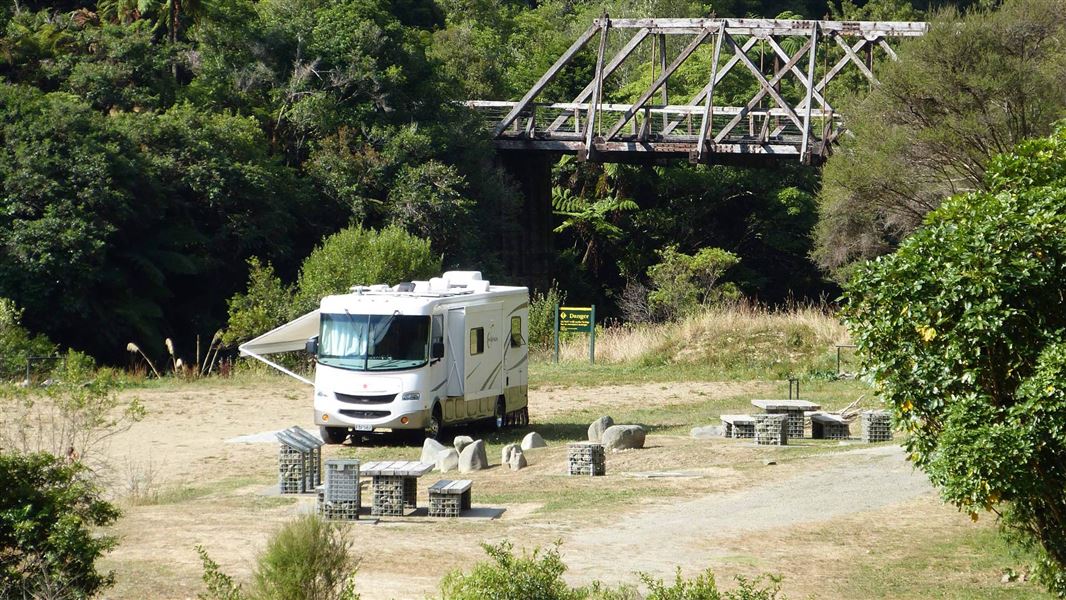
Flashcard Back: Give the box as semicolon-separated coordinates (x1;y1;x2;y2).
352;424;373;432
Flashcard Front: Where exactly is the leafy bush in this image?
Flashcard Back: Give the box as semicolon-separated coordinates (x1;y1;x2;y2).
646;245;740;322
293;225;441;314
0;353;144;469
221;258;296;348
439;541;584;600
198;515;359;600
0;297;57;380
440;542;786;600
0;451;121;599
528;283;567;352
843;126;1066;596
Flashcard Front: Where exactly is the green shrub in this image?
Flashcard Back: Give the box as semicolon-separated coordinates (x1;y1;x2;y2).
1;354;144;467
440;543;785;600
222;258;296;348
528;283;566;352
293;225;441;314
0;297;58;381
198;515;359;600
0;451;121;598
646;246;740;322
439;541;584;600
843;126;1066;596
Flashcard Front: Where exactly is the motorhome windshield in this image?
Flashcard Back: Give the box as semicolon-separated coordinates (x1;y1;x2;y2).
318;313;430;371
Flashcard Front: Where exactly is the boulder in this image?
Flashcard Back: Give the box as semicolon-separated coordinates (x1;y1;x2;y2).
521;431;547;450
501;443;520;465
602;425;646;451
453;435;474;454
690;425;724;439
508;447;527;471
436;448;459;473
587;415;615;442
458;440;488;473
421;438;447;464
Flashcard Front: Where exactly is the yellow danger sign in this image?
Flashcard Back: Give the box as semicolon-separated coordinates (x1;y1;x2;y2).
558;306;593;332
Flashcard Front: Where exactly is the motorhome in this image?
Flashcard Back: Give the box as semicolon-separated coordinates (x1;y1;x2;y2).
239;271;529;444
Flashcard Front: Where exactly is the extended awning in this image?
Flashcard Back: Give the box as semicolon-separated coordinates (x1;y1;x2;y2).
238;310;320;385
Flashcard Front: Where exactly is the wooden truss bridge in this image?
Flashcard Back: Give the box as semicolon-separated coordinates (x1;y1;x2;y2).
467;17;927;165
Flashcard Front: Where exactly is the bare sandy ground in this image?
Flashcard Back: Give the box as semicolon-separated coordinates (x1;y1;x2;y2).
87;376;1004;600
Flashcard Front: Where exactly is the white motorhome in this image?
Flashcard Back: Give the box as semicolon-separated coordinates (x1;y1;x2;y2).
239;271;529;444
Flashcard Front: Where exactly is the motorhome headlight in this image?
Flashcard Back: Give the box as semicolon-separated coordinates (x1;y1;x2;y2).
401;392;421;401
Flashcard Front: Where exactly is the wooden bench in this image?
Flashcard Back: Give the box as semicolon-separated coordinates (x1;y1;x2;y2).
810;412;850;440
428;479;472;517
719;414;755;439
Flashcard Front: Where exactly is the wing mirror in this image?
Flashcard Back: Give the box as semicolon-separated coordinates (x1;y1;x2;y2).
432;341;444;359
305;336;319;356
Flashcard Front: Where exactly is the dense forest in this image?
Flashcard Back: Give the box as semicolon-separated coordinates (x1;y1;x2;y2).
1;0;1060;364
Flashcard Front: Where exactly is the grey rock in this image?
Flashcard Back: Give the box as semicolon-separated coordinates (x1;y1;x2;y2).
690;425;724;439
508;447;527;471
587;415;615;442
436;448;459;473
501;443;520;465
458;439;488;473
453;435;474;454
421;438;447;465
602;425;646;451
521;431;547;450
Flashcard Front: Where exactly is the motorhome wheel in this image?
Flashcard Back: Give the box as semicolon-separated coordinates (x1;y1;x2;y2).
320;426;348;445
425;404;444;441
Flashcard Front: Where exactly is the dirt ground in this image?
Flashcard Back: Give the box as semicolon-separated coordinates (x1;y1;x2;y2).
89;376;1038;599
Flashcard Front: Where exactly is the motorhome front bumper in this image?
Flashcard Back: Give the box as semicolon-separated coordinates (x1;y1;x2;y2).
315;407;428;431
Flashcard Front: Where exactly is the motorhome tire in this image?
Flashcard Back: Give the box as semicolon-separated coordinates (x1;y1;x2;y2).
425;404;444;441
494;398;506;430
521;406;529;426
320;426;348;445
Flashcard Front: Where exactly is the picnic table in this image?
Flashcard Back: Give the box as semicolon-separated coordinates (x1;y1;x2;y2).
751;399;822;439
361;460;434;516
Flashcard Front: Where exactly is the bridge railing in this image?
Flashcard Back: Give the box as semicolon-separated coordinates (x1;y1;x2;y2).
467;100;841;149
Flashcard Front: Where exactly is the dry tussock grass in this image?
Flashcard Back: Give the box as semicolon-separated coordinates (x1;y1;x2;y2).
557;303;850;367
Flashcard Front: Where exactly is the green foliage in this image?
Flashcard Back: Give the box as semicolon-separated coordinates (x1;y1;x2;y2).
815;0;1066;279
197;515;360;600
843;126;1066;596
440;542;786;600
646;245;740;322
293;225;441;313
0;297;57;380
1;352;145;465
439;541;584;600
0;451;121;599
528;283;567;352
250;515;359;600
221;258;295;348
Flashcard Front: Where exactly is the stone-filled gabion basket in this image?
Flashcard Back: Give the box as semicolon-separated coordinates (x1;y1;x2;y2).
567;442;606;476
276;426;323;494
861;410;893;442
753;414;789;446
371;476;418;516
318;459;360;521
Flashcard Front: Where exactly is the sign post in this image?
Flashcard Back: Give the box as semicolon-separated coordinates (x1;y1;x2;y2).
555;305;596;364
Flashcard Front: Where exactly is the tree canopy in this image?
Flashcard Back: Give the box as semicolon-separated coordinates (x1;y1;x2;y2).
844;125;1066;595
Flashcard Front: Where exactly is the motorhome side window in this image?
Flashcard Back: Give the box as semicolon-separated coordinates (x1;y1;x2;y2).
510;316;523;347
470;328;484;356
431;315;443;346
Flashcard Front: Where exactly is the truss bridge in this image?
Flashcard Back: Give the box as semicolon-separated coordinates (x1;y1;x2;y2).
467;17;927;165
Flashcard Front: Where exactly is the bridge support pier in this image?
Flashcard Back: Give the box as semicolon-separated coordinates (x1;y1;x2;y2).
497;152;557;287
